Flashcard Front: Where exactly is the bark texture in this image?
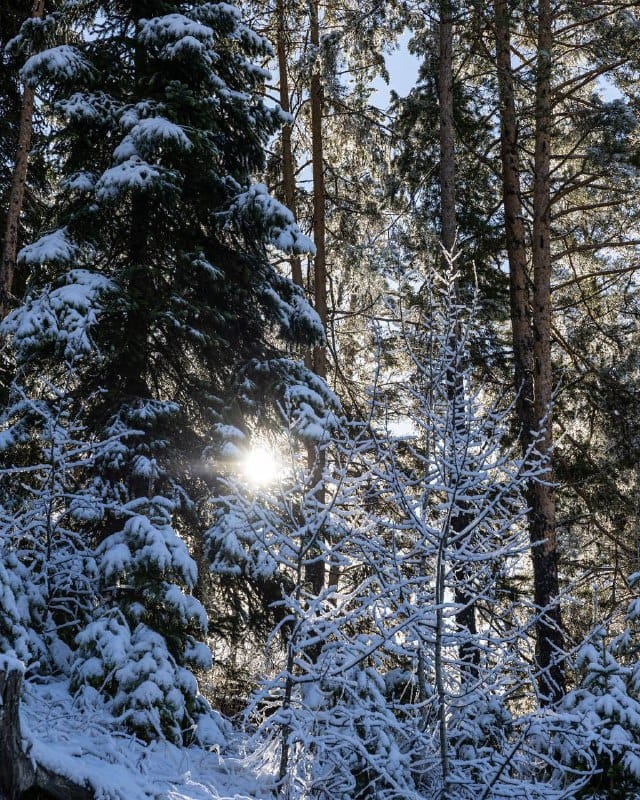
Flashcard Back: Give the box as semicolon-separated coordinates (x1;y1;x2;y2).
0;667;93;800
494;0;535;427
306;0;328;596
310;0;327;386
494;0;564;705
438;0;456;259
276;0;304;291
530;0;564;704
0;0;45;319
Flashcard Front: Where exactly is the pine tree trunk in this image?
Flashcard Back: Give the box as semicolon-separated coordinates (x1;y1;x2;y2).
276;0;313;388
438;0;456;259
306;0;327;595
494;0;564;704
0;0;45;319
494;0;534;428
276;0;303;292
310;0;327;387
530;0;564;704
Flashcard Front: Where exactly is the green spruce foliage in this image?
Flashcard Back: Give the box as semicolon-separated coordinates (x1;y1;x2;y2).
0;0;325;743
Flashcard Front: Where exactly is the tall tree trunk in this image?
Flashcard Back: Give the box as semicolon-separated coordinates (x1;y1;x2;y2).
306;0;327;595
494;0;564;704
0;0;45;319
493;0;534;431
530;0;564;704
310;0;327;387
437;0;479;680
276;0;303;292
438;0;456;259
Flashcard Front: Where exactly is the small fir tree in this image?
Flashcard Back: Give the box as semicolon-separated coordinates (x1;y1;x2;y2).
552;575;640;798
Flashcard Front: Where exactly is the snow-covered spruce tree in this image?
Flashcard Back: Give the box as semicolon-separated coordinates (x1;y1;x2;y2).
549;574;640;799
0;352;106;675
0;0;324;744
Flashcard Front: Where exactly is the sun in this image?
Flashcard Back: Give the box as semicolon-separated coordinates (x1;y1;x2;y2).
240;446;281;487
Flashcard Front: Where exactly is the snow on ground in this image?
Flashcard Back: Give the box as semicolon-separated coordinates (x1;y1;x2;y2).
21;678;270;800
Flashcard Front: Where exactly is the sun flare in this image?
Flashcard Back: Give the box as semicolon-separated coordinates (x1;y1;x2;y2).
240;446;281;486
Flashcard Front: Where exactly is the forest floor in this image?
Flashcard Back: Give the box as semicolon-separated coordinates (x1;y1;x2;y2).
22;679;264;800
